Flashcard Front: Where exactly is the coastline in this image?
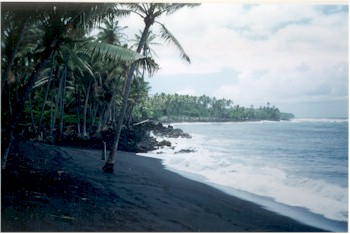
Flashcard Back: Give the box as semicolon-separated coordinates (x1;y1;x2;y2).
2;141;326;231
149;119;348;232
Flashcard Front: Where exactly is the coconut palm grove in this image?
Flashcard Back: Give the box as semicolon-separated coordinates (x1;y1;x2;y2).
1;3;294;172
5;3;340;233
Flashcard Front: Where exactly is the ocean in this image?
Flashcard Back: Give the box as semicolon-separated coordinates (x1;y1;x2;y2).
138;118;348;232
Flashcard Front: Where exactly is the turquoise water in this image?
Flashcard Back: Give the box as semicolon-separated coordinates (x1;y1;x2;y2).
139;118;348;231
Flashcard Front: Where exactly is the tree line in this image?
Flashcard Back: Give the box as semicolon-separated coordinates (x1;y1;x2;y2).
132;93;294;122
1;3;294;172
1;2;199;172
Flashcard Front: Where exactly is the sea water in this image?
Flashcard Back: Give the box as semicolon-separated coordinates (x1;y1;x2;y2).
137;118;348;232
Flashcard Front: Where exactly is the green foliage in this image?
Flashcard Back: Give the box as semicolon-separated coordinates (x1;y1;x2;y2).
2;1;294;150
82;41;144;64
1;3;146;138
136;93;294;122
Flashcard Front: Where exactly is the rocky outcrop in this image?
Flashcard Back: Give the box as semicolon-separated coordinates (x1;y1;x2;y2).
141;122;191;139
175;149;195;154
157;140;172;147
57;121;191;153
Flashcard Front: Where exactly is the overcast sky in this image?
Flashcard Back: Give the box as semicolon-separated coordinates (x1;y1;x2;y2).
119;4;348;118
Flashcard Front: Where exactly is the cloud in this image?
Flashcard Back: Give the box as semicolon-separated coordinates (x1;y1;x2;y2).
119;3;348;117
155;3;347;74
295;63;310;73
213;60;348;109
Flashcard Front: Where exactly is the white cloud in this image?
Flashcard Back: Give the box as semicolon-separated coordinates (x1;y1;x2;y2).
119;3;348;117
161;4;346;68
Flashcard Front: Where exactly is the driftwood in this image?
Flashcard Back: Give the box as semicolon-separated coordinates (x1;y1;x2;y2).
101;141;106;160
133;119;150;126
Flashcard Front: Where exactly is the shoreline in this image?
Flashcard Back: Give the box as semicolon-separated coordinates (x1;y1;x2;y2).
139;152;347;233
139;149;348;232
162;119;348;232
2;141;328;231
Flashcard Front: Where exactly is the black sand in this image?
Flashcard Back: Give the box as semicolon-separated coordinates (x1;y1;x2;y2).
1;141;325;232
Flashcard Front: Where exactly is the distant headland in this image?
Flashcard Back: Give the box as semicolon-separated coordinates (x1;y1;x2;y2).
138;93;295;123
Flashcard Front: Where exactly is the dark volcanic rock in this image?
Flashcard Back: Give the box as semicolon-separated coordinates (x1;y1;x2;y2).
157;140;172;147
148;123;191;139
58;121;191;153
175;149;195;154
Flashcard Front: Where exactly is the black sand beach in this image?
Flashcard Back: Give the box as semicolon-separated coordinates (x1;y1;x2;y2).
1;141;325;232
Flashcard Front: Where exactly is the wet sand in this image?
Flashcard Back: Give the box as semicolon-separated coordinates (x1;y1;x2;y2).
1;141;325;231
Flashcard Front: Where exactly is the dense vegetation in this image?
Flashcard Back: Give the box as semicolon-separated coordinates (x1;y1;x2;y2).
1;3;293;171
1;3;198;172
132;93;294;122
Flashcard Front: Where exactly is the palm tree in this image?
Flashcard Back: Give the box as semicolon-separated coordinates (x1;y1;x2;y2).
35;53;57;139
127;29;160;123
94;17;128;131
58;45;96;139
1;4;32;93
102;3;199;173
1;3;61;168
131;29;161;58
97;17;128;46
126;75;152;124
1;2;143;169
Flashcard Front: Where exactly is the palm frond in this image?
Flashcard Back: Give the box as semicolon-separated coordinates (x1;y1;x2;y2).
155;3;200;16
76;50;92;62
127;3;147;13
135;57;160;77
33;76;49;89
16;43;39;57
82;41;144;64
125;3;148;17
69;50;95;78
113;7;131;18
59;46;93;78
158;23;190;64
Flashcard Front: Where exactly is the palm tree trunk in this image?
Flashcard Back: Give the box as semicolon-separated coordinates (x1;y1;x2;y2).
51;83;61;142
126;104;135;127
89;103;99;131
97;104;106;133
37;54;55;137
58;63;68;143
1;17;30;93
111;103;115;122
102;98;113;128
49;91;55;144
75;77;81;136
102;62;138;173
2;45;54;169
103;22;152;173
28;92;36;131
82;80;92;137
7;85;13;117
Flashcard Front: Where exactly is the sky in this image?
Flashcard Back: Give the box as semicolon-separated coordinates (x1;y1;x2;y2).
119;3;349;118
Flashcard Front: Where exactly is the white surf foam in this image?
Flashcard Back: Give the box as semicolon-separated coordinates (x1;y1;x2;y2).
291;118;348;123
137;126;348;231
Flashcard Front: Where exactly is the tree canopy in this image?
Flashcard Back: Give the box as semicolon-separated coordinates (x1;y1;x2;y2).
1;2;293;171
132;93;294;123
1;2;199;171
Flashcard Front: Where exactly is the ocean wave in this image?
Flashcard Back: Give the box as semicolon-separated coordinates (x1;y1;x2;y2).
291;118;348;123
139;135;347;222
169;156;347;222
138;122;348;225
